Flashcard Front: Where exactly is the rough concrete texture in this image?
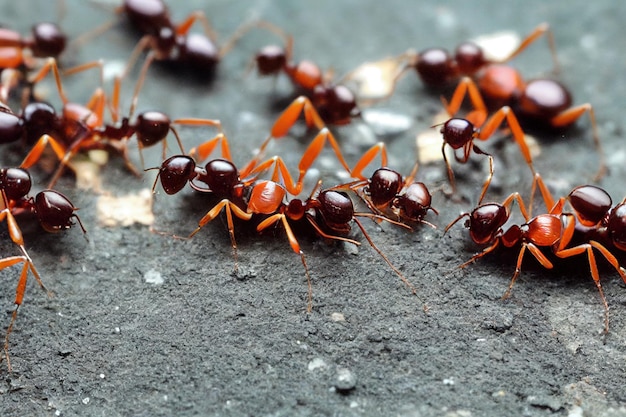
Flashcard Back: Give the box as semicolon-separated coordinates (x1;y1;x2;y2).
1;1;626;416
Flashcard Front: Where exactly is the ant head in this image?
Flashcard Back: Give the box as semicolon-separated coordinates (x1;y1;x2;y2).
468;203;509;244
0;167;32;201
415;47;457;87
34;190;81;233
608;203;626;251
30;23;67;58
202;159;240;197
454;42;486;75
368;168;403;208
157;155;196;195
441;118;475;149
136;111;171;147
255;45;287;75
0;107;24;144
394;182;436;222
568;185;612;227
312;84;359;125
317;190;354;232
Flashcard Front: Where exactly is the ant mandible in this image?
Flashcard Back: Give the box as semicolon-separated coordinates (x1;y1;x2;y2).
445;174;626;334
0;166;85;371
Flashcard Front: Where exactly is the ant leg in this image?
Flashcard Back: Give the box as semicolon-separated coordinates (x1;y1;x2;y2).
270;96;326;138
552;240;625;334
442;76;488;126
501;23;560;73
20;134;67;169
458;240;500;269
28;57;68;104
257;213;314;313
352;217;419;297
189;131;231;163
549;104;606;181
502;243;553;299
350;142;389;180
529;173;557;216
477;106;536;176
471;144;494;205
186;200;252;272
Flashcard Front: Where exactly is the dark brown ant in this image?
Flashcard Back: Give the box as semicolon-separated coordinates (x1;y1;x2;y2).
445;175;626;334
239;21;360;125
0;166;85;371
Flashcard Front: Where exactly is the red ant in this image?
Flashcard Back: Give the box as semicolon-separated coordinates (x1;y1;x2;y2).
238;21;360;125
344;23;556;101
151;109;354;269
329;142;438;228
532;175;626;255
10;57;222;188
445;174;626;334
0;166;85;371
0;22;68;101
437;102;536;204
443;74;605;181
80;0;238;83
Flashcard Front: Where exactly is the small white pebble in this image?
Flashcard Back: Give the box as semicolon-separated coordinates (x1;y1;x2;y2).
308;358;327;371
144;269;164;285
330;312;345;322
82;397;90;405
99;373;105;379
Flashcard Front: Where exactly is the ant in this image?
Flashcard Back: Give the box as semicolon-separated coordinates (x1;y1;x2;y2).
151;109;355;269
0;166;85;371
329;142;438;228
343;23;557;102
437;101;536;204
442;74;605;181
0;22;68;101
445;174;626;334
80;0;238;83
239;21;360;125
13;57;222;188
531;174;626;254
